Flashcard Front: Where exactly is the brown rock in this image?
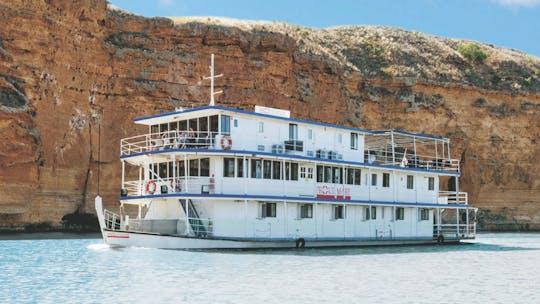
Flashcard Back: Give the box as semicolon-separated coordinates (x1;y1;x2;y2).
0;1;539;230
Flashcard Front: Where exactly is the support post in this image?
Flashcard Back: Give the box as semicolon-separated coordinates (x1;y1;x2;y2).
390;131;396;165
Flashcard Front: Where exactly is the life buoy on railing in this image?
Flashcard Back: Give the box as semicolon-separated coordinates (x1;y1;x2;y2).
221;135;232;150
145;181;157;195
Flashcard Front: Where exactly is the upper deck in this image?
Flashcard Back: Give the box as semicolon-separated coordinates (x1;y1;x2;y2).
120;106;460;173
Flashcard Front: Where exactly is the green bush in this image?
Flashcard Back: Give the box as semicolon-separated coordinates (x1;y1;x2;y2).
458;42;489;63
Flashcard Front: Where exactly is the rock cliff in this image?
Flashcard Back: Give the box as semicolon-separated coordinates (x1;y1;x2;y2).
0;1;539;231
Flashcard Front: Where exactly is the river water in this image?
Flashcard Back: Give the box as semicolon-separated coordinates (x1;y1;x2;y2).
0;233;538;303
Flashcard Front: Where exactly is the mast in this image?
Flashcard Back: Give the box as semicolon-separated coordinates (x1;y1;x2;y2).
203;54;223;106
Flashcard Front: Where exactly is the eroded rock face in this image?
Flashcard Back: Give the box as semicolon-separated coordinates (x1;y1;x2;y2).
0;1;539;230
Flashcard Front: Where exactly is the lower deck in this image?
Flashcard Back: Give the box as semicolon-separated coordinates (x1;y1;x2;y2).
101;197;475;247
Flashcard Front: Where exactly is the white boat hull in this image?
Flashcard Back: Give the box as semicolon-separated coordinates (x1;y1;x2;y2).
102;230;448;249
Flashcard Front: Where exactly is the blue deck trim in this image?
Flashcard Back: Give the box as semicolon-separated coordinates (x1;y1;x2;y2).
119;193;469;209
120;148;461;176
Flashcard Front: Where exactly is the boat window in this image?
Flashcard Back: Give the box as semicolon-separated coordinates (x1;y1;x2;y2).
371;206;377;220
199;117;208;137
221;115;231;135
324;166;332;183
189;159;199;176
177;161;185;177
333;205;345;220
407;175;414;189
272;161;281;180
263;160;272;179
396;207;405;220
365;207;370;221
178;120;187;132
251;159;262;179
291;163;299;181
300;204;313;219
308;129;313;140
371;173;377;186
258;121;264;133
200;158;210;177
428;177;435;191
223;158;235;177
210;115;219;135
337;133;343;144
317;165;324;182
419;208;429;221
237;158;244;178
260;202;276;218
168;162;174;178
350;133;358;150
354;169;361;185
333;167;342;184
289;123;298;140
159;123;168;134
158;163;168;178
383;173;390;188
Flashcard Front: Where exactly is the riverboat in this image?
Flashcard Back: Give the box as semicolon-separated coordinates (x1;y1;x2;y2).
95;55;476;249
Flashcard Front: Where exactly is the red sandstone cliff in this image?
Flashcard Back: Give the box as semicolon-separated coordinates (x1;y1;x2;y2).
0;1;539;230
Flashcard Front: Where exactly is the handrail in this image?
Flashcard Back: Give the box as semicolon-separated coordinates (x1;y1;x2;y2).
120;131;220;156
123;177;212;196
439;191;468;204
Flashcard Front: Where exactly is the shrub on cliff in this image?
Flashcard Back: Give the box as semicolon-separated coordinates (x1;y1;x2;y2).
458;42;489;63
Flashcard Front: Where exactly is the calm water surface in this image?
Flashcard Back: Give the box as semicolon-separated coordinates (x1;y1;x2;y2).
1;233;539;303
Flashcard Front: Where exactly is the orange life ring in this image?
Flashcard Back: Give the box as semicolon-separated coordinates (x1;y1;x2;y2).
145;180;157;194
221;135;232;150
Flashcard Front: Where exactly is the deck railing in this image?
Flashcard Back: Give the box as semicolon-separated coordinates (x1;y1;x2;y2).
123;177;212;197
434;223;476;239
120;131;220;155
438;191;468;204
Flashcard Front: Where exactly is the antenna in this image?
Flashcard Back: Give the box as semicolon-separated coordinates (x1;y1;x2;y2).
203;54;223;106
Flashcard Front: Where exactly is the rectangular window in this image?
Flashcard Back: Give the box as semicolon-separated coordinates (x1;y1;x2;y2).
382;173;390;188
300;204;313;219
258;121;264;133
272;161;281;180
337;133;343;144
289;123;298;140
316;165;324;182
233;119;238;127
221;115;231;135
407;175;414;189
189;159;199;176
371;206;377;220
200;158;210;177
177;161;185;177
428;177;435;191
257;145;265;151
371;173;377;186
263;160;272;179
251;159;262;179
395;207;405;221
306;167;313;179
324;166;332;183
347;169;354;185
237;158;244;178
419;208;429;221
364;207;370;221
350;133;358;150
333;167;342;184
333;205;345;220
354;169;361;185
308;129;313;140
260;202;277;218
223;158;235;177
291;163;299;181
209;115;218;134
300;167;307;179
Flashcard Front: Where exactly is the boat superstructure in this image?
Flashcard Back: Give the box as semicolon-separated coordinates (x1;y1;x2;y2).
95;56;476;249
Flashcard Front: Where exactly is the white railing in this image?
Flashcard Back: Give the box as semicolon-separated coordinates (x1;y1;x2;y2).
104;209;121;231
123;177;212;196
438;191;468;204
120;131;220;155
434;223;476;238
